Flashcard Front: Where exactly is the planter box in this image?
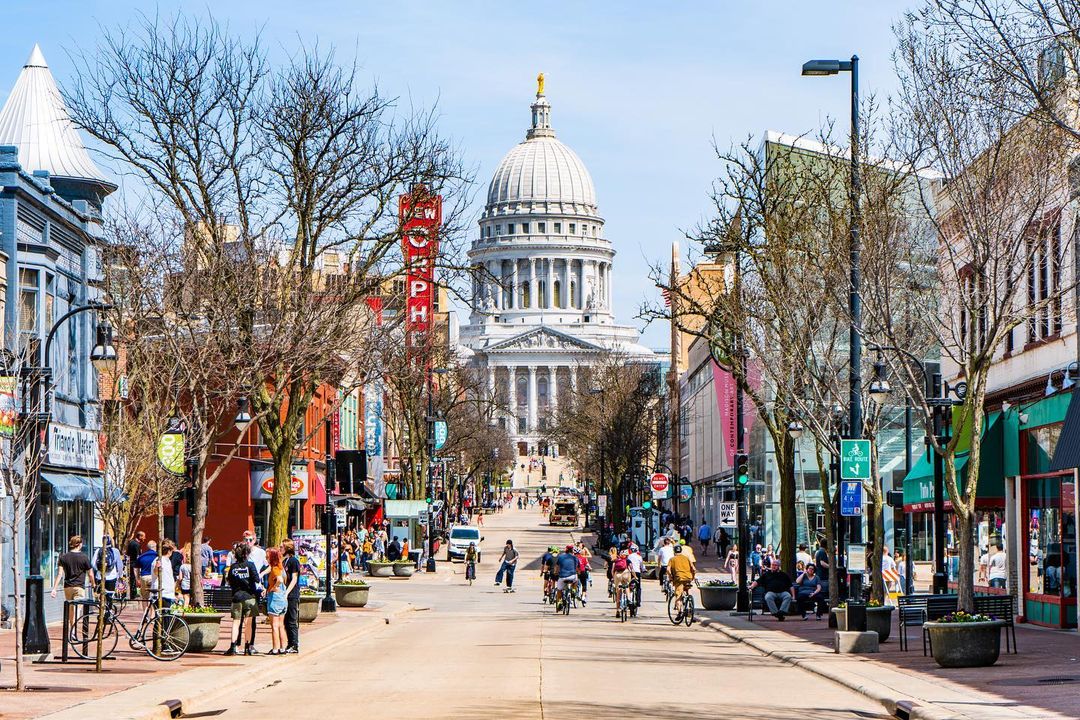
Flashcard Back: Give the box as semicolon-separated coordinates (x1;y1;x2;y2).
172;612;223;653
368;562;394;578
834;608;847;631
392;563;416;577
866;606;894;643
334;585;370;608
298;596;321;623
925;620;1005;668
699;585;737;611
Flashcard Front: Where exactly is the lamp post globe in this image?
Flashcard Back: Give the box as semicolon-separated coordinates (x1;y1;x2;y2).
787;420;804;440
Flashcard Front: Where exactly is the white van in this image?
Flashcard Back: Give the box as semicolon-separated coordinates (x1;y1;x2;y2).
446;526;483;562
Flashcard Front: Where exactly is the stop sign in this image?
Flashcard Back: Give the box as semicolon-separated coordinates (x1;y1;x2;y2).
650;472;670;494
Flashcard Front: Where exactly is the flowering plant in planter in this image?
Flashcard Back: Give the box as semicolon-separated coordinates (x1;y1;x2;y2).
171;605;221;614
701;579;737;587
937;611;992;623
300;589;321;597
336;579;369;587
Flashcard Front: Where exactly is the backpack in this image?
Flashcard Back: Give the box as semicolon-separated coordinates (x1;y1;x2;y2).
576;555;588;573
96;547;117;573
613;557;629;573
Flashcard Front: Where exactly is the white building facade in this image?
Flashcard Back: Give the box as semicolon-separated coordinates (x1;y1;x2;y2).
460;83;654;485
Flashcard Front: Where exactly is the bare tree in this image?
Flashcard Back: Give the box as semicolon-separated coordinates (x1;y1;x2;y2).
888;14;1079;610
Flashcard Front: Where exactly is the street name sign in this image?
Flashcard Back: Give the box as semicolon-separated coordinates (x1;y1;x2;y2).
839;480;864;517
718;501;737;526
840;439;872;480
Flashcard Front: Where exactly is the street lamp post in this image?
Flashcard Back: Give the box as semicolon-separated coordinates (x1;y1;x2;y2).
868;346;964;595
425;367;448;572
22;302;115;656
802;54;863;601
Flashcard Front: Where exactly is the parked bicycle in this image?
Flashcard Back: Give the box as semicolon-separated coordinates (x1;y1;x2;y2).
67;593;190;661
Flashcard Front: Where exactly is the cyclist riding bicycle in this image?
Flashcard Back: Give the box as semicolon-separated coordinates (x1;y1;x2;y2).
573;544;590;606
541;546;558;601
657;536;676;588
464;542;478;583
554;545;581;605
667;544;696;614
627;543;645;607
611;550;633;617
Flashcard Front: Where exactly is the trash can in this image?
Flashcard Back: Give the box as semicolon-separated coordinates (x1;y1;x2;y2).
409;549;423;569
846;602;868;632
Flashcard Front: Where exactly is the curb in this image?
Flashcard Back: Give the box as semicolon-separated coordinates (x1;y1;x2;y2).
40;602;414;720
700;617;968;720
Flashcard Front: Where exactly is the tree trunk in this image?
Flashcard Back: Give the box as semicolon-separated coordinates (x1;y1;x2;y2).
13;496;26;691
190;463;209;607
869;489;885;604
956;509;976;612
268;451;292;546
776;435;797;575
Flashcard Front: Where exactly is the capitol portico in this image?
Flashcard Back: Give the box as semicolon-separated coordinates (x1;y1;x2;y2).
460;76;655;485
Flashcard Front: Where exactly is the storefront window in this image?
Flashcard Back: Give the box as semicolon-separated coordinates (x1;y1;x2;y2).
946;510;1006;585
1027;475;1074;598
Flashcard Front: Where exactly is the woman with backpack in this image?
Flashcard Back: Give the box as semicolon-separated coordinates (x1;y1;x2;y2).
224;542;260;656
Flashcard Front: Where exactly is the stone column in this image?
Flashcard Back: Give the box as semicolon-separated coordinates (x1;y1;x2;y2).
508;366;517;428
527;365;538;433
570;366;578;400
549;366;559;418
547;258;555;309
512;259;519;310
530;258;538;309
489;260;500;310
563;259;571;309
607;262;613;309
487;365;496;402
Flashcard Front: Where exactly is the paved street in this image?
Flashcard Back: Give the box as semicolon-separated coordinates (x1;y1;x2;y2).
204;507;885;720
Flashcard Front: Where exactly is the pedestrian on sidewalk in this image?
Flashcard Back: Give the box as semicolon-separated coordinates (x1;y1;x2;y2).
126;531;145;599
697;520;712;557
265;548;293;655
724;544;740;581
282;539;302;653
92;535;123;594
178;548;192;606
224;542;260;656
150;542;177;609
715;527;731;559
494;539;519;592
52;535;95;628
137;540;158;599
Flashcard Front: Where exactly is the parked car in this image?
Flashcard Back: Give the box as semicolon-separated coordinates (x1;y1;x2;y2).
446;525;484;562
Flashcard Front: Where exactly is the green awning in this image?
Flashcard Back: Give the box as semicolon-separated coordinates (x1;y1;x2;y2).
902;413;1005;511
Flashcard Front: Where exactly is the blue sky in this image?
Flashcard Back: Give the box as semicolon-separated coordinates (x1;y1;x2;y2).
0;1;911;348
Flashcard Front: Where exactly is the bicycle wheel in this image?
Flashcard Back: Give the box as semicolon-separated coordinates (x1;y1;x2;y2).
667;593;683;625
67;612;118;660
562;591;571;615
146;614;189;661
684;594;695;626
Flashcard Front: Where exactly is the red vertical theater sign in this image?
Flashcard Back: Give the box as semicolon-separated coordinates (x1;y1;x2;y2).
399;187;442;349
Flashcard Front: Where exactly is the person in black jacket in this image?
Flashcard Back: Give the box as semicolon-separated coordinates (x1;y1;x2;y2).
282;539;302;654
126;531;145;599
224;542;260;655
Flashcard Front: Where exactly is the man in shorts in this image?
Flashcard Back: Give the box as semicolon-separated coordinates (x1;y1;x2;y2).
52;535;95;627
667;544;696;614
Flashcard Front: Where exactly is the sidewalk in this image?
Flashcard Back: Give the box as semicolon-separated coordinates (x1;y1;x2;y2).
699;607;1080;720
0;598;411;720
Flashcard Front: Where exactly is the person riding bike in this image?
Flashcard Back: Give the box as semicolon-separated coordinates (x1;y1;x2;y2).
611;550;633;617
627;543;645;607
464;542;478;583
554;545;581;606
573;545;590;606
667;544;696;615
541;546;558;601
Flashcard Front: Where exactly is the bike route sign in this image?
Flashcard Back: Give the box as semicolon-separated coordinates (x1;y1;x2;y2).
840;439;871;480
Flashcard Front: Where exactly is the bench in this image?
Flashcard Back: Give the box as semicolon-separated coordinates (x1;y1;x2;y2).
973;594;1017;654
748;586;766;620
898;594;959;653
202;588;234;612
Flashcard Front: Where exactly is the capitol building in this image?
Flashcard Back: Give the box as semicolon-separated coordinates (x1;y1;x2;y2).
459;76;655;485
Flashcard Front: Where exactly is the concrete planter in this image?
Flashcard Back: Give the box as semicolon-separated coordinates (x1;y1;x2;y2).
834;608;847;631
866;606;894;643
925;620;1005;668
699;585;737;611
334;584;370;608
298;595;321;623
392;563;416;577
367;562;394;578
172;612;223;653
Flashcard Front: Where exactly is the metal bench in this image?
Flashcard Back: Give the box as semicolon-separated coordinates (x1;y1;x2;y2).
748;586;766;620
921;595;959;655
202;588;234;612
973;594;1017;654
897;594;930;651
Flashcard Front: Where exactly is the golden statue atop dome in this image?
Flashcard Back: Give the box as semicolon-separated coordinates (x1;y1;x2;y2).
536;72;545;95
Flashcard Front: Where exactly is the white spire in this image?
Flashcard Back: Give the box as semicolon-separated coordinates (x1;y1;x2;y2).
0;44;112;185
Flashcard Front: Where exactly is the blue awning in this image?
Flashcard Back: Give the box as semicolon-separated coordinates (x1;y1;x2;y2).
42;472;116;502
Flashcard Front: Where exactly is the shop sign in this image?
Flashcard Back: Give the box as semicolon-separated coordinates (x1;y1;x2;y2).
678;484;693;502
251;464;309;500
399;189;442;346
48;422;100;471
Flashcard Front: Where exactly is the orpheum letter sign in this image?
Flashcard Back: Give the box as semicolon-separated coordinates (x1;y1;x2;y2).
399;188;442;348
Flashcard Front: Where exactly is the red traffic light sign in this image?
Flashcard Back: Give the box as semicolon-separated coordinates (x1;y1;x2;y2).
650;472;670;494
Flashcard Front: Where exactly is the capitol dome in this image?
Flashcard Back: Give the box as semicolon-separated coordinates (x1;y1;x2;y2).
483;88;599;218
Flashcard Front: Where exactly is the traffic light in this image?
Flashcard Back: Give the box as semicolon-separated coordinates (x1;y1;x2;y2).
642;500;652;510
734;453;750;486
426;496;434;505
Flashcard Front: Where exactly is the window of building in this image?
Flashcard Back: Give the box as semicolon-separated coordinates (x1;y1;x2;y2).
19;267;39;358
519;280;530;308
520;222;529;234
1027;217;1063;344
1026;475;1076;599
593;225;598;237
959;268;987;353
495;225;502;236
569;223;576;235
554;222;562;234
507;223;515;235
538;222;546;233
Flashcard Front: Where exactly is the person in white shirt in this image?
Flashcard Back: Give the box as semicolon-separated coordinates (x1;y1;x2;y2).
796;543;813;568
627;544;645;607
987;541;1008;589
881;547;897;574
150;543;177;608
657;537;676;587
